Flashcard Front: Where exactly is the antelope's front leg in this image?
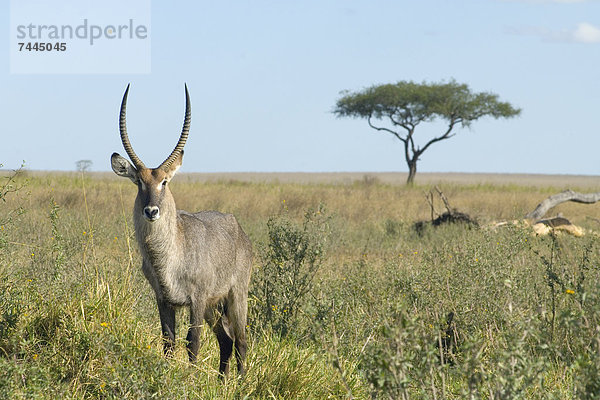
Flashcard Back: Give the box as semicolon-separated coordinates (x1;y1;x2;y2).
157;298;176;356
187;299;206;363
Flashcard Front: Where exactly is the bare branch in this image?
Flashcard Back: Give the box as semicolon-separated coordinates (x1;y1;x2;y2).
367;116;406;143
526;190;600;220
435;186;453;214
423;190;438;221
418;118;459;155
389;113;418;131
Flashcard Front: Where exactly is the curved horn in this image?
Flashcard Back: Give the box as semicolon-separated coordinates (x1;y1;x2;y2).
119;84;146;169
159;84;191;170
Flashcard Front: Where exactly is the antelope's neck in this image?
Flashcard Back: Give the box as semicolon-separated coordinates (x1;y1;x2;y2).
133;202;182;268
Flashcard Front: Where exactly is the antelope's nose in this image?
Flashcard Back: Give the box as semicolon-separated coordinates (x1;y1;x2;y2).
144;206;160;221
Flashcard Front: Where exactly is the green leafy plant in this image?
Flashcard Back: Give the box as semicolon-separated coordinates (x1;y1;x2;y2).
0;163;27;250
251;204;331;337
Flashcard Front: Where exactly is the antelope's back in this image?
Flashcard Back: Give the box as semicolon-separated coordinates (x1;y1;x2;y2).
178;210;252;279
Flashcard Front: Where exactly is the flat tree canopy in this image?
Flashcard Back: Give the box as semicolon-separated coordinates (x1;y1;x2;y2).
334;80;521;184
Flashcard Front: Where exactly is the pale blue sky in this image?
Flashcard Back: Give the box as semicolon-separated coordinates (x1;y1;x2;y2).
2;0;600;175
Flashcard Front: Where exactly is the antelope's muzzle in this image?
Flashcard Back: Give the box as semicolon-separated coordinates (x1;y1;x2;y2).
144;206;160;222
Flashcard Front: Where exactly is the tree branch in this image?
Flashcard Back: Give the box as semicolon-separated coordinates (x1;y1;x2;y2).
525;190;600;220
418;118;459;155
367;116;407;143
390;112;419;131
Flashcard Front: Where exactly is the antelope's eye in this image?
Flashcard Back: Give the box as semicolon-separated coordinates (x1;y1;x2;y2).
162;180;167;187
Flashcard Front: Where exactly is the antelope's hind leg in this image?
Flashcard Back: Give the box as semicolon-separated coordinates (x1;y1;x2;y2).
233;316;247;376
228;293;248;376
213;316;234;377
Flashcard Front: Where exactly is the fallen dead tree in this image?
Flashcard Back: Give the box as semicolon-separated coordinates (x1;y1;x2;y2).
492;217;586;237
525;190;600;220
413;188;596;237
496;189;600;237
520;189;600;237
531;216;585;237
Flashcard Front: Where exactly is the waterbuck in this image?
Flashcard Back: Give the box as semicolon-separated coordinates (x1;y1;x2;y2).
110;84;252;376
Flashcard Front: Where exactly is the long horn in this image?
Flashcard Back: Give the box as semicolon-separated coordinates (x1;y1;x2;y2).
119;84;146;169
159;84;191;170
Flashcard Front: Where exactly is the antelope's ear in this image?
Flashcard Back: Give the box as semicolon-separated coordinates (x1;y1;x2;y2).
111;153;138;183
164;150;183;181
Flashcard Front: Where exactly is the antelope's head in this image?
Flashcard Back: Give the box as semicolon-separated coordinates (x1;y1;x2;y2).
111;84;191;222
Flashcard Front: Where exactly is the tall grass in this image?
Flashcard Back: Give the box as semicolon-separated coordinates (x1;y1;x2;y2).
1;171;600;398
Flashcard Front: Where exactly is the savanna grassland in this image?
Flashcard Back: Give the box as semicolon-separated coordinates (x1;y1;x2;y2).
2;170;600;399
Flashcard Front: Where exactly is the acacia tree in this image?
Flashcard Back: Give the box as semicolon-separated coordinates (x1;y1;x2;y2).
333;80;521;184
75;160;93;172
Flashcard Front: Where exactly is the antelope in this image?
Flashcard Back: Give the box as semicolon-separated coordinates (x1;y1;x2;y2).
110;84;252;376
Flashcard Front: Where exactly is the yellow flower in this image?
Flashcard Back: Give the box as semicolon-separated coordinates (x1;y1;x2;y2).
83;231;86;235
566;289;575;295
33;354;38;360
100;322;109;327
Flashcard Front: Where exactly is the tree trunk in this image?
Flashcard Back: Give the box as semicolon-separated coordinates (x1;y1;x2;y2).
525;190;600;220
406;160;417;185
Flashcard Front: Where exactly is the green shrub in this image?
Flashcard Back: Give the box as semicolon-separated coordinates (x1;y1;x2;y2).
251;204;331;338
